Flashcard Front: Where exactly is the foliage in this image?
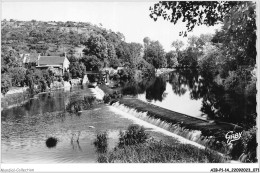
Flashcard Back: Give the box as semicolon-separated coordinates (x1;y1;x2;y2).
136;58;155;78
118;125;148;147
165;51;178;68
81;55;103;71
94;132;108;153
9;67;27;87
177;47;198;67
150;1;240;32
83;34;108;60
108;58;121;69
143;39;166;69
63;70;71;82
240;127;257;162
103;91;122;104
66;96;97;113
118;68;134;80
198;43;223;79
171;40;184;51
98;139;227;163
1;74;12;95
103;94;112;104
87;74;98;83
69;61;86;78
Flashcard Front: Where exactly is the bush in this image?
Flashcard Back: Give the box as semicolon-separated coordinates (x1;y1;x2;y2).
103;94;111;104
66;96;97;113
103;91;122;104
118;124;148;147
110;73;120;81
94;132;108;153
63;70;71;81
1;74;12;95
240;127;257;162
87;74;98;83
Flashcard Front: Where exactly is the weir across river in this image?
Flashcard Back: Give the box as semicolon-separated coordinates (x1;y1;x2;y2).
117;97;242;137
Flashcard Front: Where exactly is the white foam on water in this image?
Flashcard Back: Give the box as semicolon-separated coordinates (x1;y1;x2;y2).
109;105;206;149
90;87;105;100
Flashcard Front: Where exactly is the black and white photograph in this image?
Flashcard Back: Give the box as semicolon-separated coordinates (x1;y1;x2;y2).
1;0;259;172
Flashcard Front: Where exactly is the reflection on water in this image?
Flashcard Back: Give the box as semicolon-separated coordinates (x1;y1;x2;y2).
138;83;204;119
1;85;179;163
122;68;256;125
1;69;256;163
1;86;133;163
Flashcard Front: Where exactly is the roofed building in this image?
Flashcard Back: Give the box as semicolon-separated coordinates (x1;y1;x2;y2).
36;56;70;76
22;53;40;68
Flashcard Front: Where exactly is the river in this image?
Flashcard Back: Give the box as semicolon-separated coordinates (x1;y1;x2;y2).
1;68;255;163
1;85;180;163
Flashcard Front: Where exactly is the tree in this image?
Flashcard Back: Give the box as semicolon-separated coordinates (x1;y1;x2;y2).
83;34;108;60
81;55;103;71
171;40;184;51
9;67;27;87
150;1;256;69
149;1;240;33
177;47;198;68
63;70;71;82
165;51;178;68
69;62;86;78
143;37;151;48
1;74;12;95
143;40;166;69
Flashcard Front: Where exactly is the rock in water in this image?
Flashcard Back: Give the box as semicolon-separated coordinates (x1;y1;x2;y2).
46;137;58;148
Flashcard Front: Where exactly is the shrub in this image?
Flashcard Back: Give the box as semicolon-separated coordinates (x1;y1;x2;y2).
94;132;108;153
87;74;98;83
110;73;120;81
103;91;122;104
84;96;96;106
66;96;97;113
118;124;148;147
63;70;71;81
1;74;12;95
240;127;257;162
103;94;111;104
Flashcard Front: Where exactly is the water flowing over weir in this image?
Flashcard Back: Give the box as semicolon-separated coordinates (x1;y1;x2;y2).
111;102;212;148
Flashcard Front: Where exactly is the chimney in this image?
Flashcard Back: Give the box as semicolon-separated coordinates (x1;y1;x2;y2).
37;53;41;66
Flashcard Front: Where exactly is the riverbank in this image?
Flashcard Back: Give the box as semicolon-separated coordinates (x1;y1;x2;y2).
98;139;227;163
1;85;70;111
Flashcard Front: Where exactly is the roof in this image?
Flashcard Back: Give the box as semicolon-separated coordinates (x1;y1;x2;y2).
23;53;39;63
28;53;39;63
38;56;65;66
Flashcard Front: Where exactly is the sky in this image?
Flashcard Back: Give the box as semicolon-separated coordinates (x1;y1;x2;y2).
1;1;221;52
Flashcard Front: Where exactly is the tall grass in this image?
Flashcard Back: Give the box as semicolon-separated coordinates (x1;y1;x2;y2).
118;124;148;147
97;124;228;163
94;132;108;153
98;139;228;163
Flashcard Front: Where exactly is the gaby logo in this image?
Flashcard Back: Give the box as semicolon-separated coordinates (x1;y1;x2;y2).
225;131;242;144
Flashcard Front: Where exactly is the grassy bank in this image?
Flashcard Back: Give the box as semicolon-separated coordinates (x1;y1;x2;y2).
1;90;31;109
95;125;228;163
98;140;227;163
